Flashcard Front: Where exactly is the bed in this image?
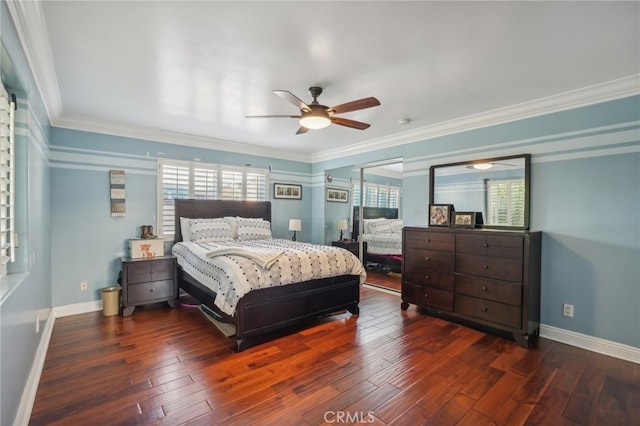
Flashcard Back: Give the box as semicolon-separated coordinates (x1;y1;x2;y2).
353;206;402;272
172;199;365;352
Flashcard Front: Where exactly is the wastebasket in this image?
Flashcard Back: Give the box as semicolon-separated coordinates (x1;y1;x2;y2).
101;286;121;316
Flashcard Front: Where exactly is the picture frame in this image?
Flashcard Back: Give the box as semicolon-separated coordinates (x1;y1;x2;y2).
429;204;454;227
452;211;476;228
273;183;302;200
327;188;349;203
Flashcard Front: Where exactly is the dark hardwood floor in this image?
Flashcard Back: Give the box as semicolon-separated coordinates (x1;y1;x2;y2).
30;287;639;425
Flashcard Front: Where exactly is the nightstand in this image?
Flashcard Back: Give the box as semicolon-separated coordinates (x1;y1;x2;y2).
120;255;179;316
332;240;366;262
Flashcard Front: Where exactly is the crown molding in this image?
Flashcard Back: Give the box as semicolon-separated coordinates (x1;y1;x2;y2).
6;0;63;122
53;115;312;163
311;74;640;163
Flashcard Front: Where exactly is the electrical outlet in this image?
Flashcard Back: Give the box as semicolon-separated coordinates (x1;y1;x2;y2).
80;281;88;291
563;303;574;318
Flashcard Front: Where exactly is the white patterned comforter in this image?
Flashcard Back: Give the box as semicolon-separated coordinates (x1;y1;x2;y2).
172;238;366;316
361;233;402;255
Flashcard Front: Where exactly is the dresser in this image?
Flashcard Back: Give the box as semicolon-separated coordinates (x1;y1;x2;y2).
121;255;179;316
401;227;541;347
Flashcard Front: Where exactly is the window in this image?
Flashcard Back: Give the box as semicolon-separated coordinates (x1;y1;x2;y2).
486;178;525;227
0;83;15;278
353;182;400;209
157;159;268;237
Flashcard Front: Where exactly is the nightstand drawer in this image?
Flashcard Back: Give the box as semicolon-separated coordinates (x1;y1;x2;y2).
126;258;175;284
455;294;521;329
127;280;176;304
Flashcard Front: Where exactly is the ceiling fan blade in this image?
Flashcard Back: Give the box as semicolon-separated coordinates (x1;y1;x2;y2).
331;117;371;130
274;90;311;112
245;115;301;118
296;126;309;135
330;97;380;114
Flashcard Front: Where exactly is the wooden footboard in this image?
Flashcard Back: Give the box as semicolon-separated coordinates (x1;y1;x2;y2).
178;268;360;352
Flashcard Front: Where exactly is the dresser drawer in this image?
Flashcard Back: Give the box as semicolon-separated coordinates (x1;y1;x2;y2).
127;280;176;304
405;249;454;271
455;294;521;329
404;230;454;252
455;275;522;305
403;282;453;311
126;258;175;284
456;254;522;282
403;267;454;291
456;233;523;259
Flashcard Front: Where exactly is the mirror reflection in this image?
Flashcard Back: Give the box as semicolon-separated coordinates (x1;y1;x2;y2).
325;160;403;292
430;154;530;229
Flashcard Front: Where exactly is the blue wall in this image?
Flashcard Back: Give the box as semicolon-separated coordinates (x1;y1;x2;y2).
0;3;53;425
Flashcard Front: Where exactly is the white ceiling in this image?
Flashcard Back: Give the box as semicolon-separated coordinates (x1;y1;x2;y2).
11;1;640;162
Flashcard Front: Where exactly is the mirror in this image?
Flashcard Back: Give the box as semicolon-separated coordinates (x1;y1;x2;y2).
429;154;530;229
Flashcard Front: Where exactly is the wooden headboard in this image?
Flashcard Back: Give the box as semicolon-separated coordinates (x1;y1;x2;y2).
174;199;272;242
352;206;399;241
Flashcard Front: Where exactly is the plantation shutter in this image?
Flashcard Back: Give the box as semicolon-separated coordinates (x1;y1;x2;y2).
157;159;268;236
353;181;400;209
486;179;525;227
161;163;189;235
0;83;15;278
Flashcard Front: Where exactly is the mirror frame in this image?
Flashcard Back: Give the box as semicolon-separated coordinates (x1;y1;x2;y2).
429;153;531;230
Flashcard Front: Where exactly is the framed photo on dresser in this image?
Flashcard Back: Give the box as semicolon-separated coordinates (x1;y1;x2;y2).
429;204;454;227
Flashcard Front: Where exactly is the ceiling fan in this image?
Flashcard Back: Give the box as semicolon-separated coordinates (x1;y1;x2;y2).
246;86;380;134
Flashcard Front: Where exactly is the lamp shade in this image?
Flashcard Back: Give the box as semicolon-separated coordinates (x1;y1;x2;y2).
289;219;302;232
337;219;348;230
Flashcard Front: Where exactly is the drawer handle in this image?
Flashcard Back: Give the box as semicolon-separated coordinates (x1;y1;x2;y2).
483;264;488;269
149;288;154;293
425;293;429;299
482;286;488;291
482;306;488;312
483;243;489;248
425;275;430;280
425;257;430;261
426;239;431;243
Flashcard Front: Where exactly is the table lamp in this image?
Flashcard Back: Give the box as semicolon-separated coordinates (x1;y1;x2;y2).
289;219;301;241
337;219;348;241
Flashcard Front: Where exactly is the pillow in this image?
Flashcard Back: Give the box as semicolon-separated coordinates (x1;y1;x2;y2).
389;219;403;233
367;219;392;235
180;217;193;241
224;216;238;239
362;218;385;234
236;218;272;241
189;218;233;242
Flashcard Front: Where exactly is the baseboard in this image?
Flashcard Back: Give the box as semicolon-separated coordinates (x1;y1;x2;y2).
14;309;56;425
540;324;640;364
53;299;103;317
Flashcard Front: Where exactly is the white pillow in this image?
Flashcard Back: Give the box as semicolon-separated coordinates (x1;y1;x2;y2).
363;218;385;234
189;218;233;242
236;218;272;241
368;219;392;235
389;219;403;233
180;217;193;241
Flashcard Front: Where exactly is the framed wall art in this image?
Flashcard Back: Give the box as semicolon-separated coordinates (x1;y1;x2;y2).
273;183;302;200
429;204;454;227
327;188;349;203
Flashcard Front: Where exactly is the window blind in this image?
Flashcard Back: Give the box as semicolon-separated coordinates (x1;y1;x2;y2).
0;83;15;278
486;178;525;226
158;159;268;236
353;181;400;209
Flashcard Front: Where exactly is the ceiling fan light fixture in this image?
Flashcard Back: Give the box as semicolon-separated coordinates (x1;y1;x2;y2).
299;111;331;130
472;163;494;170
